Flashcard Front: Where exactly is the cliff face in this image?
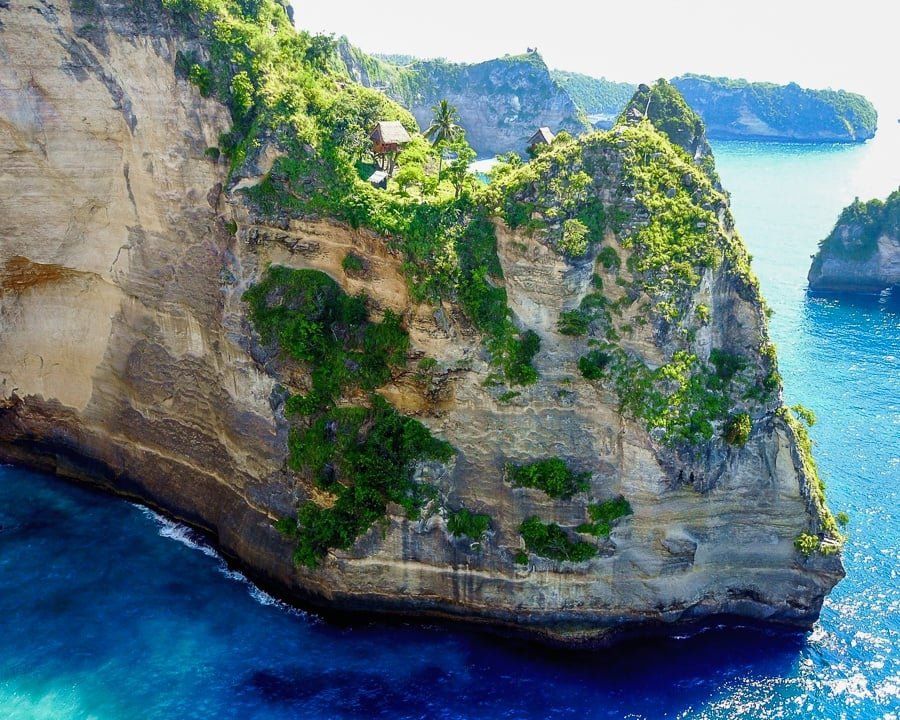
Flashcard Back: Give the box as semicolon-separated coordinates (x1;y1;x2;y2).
808;189;900;293
671;74;877;143
338;47;591;156
0;0;843;646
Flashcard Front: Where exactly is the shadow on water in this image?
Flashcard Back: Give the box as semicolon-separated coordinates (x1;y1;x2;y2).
806;287;899;312
237;616;809;718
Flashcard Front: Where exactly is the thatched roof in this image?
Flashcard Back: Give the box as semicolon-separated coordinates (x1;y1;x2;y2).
528;127;555;146
370;121;411;145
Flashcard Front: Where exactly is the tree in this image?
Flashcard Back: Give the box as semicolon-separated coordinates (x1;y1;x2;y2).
305;33;335;70
394;164;426;196
444;138;476;199
559;218;589;257
423;100;462;174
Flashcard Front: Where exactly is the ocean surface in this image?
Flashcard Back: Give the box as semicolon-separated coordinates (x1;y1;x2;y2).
2;126;899;718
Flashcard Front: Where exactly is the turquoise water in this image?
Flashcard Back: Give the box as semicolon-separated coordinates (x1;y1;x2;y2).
2;128;899;718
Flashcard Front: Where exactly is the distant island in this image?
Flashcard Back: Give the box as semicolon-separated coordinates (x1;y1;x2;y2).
671;74;877;143
336;42;878;153
808;189;900;293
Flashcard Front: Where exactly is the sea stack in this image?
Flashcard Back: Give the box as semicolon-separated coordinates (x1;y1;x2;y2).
0;0;844;645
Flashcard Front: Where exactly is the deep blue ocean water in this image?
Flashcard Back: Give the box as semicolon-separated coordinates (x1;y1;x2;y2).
2;127;898;718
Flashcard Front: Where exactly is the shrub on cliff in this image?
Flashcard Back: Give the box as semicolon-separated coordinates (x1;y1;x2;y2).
507;458;589;499
519;517;596;562
723;412;752;446
576;497;632;537
447;508;492;540
286;397;453;567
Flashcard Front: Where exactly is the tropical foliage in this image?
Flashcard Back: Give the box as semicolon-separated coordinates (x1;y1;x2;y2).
519;517;596;562
506;458;590;499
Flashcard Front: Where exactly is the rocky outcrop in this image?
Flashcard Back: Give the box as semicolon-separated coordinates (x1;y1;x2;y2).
808;189;900;293
620;80;721;190
671;74;877;143
338;45;591;157
0;0;843;646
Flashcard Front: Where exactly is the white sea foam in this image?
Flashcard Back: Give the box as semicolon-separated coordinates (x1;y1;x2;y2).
132;503;313;620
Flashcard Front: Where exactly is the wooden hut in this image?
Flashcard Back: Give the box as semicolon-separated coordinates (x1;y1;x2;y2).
370;121;411;173
527;126;555;151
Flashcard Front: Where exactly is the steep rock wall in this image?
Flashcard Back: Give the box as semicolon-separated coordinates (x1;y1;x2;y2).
672;75;877;143
808;190;900;293
0;0;842;645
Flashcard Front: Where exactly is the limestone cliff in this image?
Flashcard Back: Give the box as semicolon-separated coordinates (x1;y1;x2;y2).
337;42;591;156
0;0;843;646
671;74;877;143
808;189;900;293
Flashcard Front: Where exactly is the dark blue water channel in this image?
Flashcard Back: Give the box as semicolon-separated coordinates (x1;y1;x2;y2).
2;129;898;717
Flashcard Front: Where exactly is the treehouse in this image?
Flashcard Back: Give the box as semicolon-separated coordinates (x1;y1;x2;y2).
370;121;411;174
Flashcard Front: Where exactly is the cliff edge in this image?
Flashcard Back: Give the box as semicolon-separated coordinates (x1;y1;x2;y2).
0;0;843;645
808;189;900;293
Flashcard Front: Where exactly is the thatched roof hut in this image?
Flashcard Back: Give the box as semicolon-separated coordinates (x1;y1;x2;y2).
527;127;555;149
370;121;411;155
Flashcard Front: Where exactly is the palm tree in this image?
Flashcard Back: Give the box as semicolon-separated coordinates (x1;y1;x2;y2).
423;100;462;175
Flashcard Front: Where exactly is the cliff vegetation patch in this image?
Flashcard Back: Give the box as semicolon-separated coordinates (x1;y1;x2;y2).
519;516;596;563
244;266;409;414
446;508;492;540
576;497;632;537
279;396;454;567
506;458;590;499
244;266;453;566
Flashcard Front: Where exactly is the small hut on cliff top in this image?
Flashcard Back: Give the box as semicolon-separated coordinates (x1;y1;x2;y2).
527;126;555;150
370;121;411;175
370;121;411;154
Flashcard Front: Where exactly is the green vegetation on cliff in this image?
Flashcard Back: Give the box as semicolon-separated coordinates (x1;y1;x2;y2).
550;70;636;120
507;458;590;499
811;189;900;263
446;508;492;540
576;497;632;537
778;404;840;545
621;79;720;186
577;345;761;445
489;82;774;446
244;267;409;414
246;266;452;566
280;396;454;567
671;74;877;142
519;516;597;562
